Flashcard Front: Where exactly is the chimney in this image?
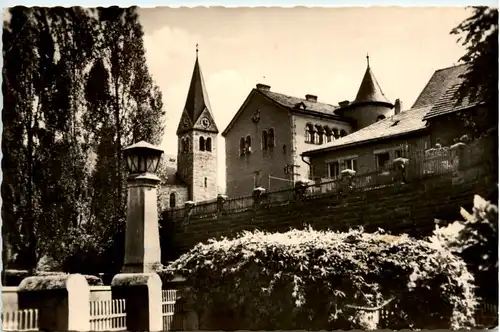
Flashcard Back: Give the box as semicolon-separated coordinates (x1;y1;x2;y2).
305;94;318;103
339;100;350;108
256;83;271;91
395;99;403;114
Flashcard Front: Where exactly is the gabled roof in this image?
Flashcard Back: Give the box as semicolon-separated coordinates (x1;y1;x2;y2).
258;89;341;115
412;64;468;109
302;106;432;156
422;66;482;120
177;55;218;135
222;87;350;137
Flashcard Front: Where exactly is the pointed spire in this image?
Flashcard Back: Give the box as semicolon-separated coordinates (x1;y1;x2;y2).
183;50;212;123
177;47;219;135
352;56;392;106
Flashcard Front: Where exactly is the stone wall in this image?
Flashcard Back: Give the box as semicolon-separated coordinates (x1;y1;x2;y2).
161;162;497;260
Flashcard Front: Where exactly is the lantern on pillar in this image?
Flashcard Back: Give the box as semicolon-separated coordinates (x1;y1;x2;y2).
123;141;164;175
120;141;164;274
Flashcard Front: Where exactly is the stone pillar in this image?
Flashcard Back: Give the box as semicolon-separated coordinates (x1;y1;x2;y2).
253;187;266;205
294;180;309;200
340;169;356;192
18;274;90;332
450;142;466;170
393;157;409;184
111;273;163;332
122;173;162;273
217;194;228;212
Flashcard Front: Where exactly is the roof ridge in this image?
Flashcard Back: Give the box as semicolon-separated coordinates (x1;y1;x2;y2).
256;88;338;108
433;63;468;73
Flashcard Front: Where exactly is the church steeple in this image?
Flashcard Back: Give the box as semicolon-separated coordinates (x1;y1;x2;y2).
351;55;393;108
176;46;219;135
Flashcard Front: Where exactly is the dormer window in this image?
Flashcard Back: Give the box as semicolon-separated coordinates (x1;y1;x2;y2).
295;102;307;110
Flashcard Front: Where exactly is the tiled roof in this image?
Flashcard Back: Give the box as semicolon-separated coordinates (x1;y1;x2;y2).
161;154;187;186
423;80;480;120
302;105;432;155
352;64;392;106
257;89;343;117
177;56;218;134
412;64;468;109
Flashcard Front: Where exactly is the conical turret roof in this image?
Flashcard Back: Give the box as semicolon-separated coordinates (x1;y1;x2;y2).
351;56;393;107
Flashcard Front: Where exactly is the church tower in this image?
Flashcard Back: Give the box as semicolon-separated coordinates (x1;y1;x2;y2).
176;46;219;202
336;55;394;130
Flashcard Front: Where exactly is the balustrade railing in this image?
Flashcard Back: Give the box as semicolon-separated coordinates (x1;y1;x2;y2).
166;150;467;220
162;289;184;331
89;299;126;331
2;309;39;331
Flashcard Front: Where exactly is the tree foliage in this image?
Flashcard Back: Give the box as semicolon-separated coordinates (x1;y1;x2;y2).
432;195;498;303
2;6;165;274
162;227;477;330
451;6;498;137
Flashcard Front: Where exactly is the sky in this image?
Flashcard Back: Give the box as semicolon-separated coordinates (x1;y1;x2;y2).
139;6;471;191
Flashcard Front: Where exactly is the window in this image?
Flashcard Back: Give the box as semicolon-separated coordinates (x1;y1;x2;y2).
204;177;208;188
344;159;358;172
327;161;340;178
169;192;176;208
283;144;287;154
206;137;212;152
395;150;402;158
305;130;312;143
376;152;390;169
262;130;268;150
239;137;246;156
245;135;252;153
318;132;324;144
333;128;339;139
199;136;205;151
326;134;332;143
268;128;275;147
311;131;316;144
340;129;347;137
376;114;386;122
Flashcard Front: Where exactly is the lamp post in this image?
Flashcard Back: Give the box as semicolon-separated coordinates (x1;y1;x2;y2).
122;141;164;273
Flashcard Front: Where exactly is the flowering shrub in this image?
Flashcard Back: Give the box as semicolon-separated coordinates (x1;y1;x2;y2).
162;227;477;330
432;195;498;303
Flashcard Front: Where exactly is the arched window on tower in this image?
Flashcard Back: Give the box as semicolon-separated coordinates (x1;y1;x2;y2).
262;130;268;150
169;192;176;208
185;137;191;152
206;137;212;152
340;129;347;137
268;128;275;148
239;137;245;156
199;136;205;151
204;177;208;188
